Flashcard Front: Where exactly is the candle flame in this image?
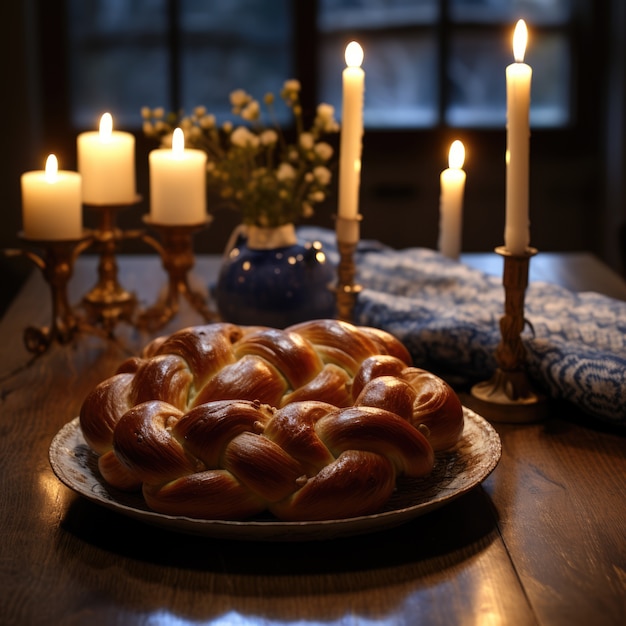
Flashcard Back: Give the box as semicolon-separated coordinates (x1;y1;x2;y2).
99;112;113;141
448;140;465;169
345;41;364;68
513;19;528;63
172;128;185;156
44;154;58;182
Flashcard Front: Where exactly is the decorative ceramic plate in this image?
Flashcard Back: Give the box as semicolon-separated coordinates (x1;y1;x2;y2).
49;407;501;542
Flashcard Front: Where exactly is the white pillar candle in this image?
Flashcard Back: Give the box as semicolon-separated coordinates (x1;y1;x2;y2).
438;140;466;260
21;155;82;240
149;128;207;225
77;112;136;205
505;19;532;255
338;41;365;223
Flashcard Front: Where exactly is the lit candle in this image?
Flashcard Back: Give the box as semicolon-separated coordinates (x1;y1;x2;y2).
20;155;82;240
438;140;466;259
338;41;365;226
77;112;136;205
505;19;532;255
149;128;207;224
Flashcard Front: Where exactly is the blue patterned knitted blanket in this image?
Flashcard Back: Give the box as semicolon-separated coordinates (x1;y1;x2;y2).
300;227;626;426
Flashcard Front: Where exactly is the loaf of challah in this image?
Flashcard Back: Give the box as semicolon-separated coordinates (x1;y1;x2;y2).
79;319;464;521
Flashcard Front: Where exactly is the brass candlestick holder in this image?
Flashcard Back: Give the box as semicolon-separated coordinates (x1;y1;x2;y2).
3;232;92;353
469;245;548;423
137;216;216;331
335;215;363;323
81;198;142;332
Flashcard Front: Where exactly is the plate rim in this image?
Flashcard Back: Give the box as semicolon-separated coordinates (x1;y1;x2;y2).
49;407;501;541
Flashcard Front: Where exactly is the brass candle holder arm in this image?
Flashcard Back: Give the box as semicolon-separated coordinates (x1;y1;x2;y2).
136;216;217;331
3;233;93;353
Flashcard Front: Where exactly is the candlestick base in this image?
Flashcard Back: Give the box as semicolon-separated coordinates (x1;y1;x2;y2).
334;215;363;323
468;369;548;423
468;245;549;423
137;216;216;331
82;198;143;332
4;232;92;353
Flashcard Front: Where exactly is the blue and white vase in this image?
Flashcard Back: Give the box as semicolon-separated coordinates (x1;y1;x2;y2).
215;223;336;328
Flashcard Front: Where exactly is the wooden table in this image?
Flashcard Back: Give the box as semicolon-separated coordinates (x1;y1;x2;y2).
1;253;625;626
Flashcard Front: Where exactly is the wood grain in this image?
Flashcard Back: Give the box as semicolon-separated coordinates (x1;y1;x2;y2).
1;254;624;625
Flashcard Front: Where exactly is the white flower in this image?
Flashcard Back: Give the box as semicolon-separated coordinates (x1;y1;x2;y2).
199;114;216;129
314;142;333;161
241;100;260;121
154;121;169;136
299;132;314;150
231;126;259;148
276;162;297;181
313;166;331;185
283;79;301;94
142;77;339;228
230;89;249;108
260;129;278;145
316;103;334;123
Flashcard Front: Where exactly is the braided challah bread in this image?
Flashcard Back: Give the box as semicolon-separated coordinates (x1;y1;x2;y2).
79;319;464;521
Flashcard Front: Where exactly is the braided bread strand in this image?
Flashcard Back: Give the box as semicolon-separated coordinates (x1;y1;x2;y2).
79;320;464;521
111;399;434;521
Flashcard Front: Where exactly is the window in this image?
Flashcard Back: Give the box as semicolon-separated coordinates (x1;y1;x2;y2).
318;0;573;128
67;0;293;129
66;0;575;130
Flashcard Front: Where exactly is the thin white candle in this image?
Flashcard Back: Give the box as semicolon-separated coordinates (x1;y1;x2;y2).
149;128;208;225
21;155;82;240
77;112;136;205
338;41;365;226
438;140;466;259
505;19;532;255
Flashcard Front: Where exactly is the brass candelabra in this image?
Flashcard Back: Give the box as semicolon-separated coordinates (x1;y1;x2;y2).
334;215;363;323
3;232;92;353
137;216;217;331
81;198;143;331
469;245;548;422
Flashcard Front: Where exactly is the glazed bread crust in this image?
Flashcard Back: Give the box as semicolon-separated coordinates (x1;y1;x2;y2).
79;319;464;521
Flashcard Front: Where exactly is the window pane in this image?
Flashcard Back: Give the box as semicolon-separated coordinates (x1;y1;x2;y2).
68;0;169;128
68;0;292;129
446;30;570;127
450;0;572;24
319;0;439;29
319;32;438;129
180;0;292;121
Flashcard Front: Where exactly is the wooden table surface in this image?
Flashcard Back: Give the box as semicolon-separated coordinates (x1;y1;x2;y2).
1;252;625;626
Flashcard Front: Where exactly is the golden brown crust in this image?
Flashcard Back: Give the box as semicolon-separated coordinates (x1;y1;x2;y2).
401;367;465;450
270;450;397;521
79;319;464;521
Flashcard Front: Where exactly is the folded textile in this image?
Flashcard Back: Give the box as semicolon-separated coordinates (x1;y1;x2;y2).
301;226;626;425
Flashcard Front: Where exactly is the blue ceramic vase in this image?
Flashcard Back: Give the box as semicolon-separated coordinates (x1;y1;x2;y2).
215;224;336;328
